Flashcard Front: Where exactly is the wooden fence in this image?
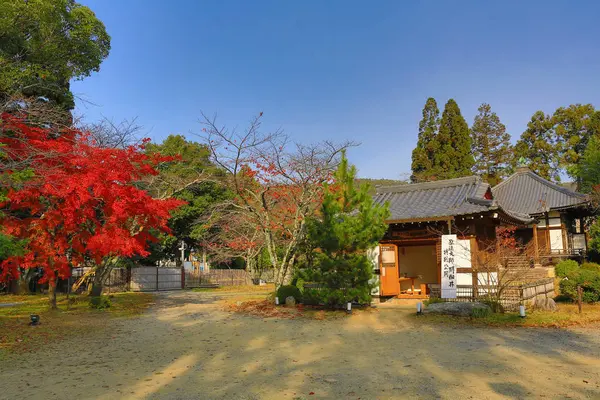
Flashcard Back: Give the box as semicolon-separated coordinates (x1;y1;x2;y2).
429;278;554;311
185;269;251;288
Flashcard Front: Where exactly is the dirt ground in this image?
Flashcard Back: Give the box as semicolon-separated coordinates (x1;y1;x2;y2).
1;291;600;400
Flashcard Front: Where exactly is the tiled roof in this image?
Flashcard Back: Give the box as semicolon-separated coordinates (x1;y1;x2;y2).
492;168;589;215
373;176;498;222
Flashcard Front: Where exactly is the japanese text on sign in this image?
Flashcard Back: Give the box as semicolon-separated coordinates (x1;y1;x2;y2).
441;234;457;298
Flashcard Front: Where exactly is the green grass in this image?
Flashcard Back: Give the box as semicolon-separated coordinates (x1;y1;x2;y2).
0;292;153;357
418;303;600;328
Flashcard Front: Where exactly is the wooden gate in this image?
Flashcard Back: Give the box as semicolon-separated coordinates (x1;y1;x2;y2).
379;244;400;296
130;267;183;292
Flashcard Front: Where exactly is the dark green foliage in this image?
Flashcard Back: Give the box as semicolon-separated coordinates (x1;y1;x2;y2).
559;269;600;303
588;219;600;258
0;0;111;111
0;233;24;260
142;135;230;264
432;99;474;180
471;306;492;318
553;105;600;181
411;98;440;182
89;295;111;309
581;262;600;273
299;151;390;307
514;111;561;181
576;135;600;193
276;285;302;304
470;103;512;185
555;260;579;278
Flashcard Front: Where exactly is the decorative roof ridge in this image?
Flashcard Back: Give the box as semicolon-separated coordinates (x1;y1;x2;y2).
376;175;481;194
493;168;587;199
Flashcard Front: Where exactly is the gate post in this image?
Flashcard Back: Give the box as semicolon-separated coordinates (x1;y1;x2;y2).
156;267;159;292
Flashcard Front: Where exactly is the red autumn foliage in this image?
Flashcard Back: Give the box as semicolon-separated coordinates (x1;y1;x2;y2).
0;114;184;284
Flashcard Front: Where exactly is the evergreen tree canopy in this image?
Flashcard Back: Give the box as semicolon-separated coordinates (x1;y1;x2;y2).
553;104;600;180
470;103;512;185
0;0;110;112
142;135;230;264
432;99;473;179
514;111;561;181
576;135;600;194
411;97;440;182
300;151;389;306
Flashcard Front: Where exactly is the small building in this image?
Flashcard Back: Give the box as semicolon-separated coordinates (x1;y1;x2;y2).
492;166;592;262
371;176;532;299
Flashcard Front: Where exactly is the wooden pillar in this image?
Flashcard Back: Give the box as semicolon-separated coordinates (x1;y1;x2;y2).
447;219;452;234
561;223;568;255
533;224;539;264
545;212;551;252
470;237;478;300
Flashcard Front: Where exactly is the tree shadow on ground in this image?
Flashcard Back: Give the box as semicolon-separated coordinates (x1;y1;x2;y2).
2;291;600;399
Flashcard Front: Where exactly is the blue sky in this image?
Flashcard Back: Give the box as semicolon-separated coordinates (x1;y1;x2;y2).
73;0;600;179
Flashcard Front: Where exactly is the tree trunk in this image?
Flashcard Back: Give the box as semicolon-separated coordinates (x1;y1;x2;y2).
48;279;57;309
90;263;112;297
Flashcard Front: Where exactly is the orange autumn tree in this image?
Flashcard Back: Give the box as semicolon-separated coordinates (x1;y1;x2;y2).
0;115;183;307
200;113;353;286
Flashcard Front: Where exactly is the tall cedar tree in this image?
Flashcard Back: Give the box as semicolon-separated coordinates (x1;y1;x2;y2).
301;151;389;306
411;98;440;182
553;104;600;181
514;111;561;181
470;103;512;185
432;99;474;179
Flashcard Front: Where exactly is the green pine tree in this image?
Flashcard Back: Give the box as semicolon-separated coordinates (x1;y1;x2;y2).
514;111;561;181
470;103;512;185
432;99;474;179
411;97;440;182
301;151;390;306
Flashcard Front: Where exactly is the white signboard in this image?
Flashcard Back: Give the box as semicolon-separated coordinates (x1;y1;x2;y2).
441;234;457;298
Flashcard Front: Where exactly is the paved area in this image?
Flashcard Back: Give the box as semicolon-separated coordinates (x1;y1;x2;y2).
1;290;600;399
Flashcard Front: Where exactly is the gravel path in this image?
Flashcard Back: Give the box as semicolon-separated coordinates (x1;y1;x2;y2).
1;290;600;400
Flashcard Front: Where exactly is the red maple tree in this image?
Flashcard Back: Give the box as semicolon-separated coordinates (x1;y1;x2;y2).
0;114;184;306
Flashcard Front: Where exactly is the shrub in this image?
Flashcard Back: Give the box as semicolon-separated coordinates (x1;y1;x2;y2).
89;295;111;309
555;260;579;278
301;288;323;306
276;285;302;304
424;297;445;306
471;306;492;318
480;298;504;313
581;262;600;272
559;269;600;303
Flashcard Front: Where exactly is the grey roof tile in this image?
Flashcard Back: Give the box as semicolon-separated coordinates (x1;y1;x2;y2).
373;176;496;221
492;168;589;215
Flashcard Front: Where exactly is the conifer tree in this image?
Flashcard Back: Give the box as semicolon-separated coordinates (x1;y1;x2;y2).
470;103;512;185
411;98;440;182
432;99;474;179
514;111;561;181
301;151;390;306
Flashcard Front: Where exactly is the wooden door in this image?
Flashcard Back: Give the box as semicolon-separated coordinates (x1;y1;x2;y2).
379;244;400;296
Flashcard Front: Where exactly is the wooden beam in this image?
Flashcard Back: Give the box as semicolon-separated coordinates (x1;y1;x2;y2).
533;224;539;264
